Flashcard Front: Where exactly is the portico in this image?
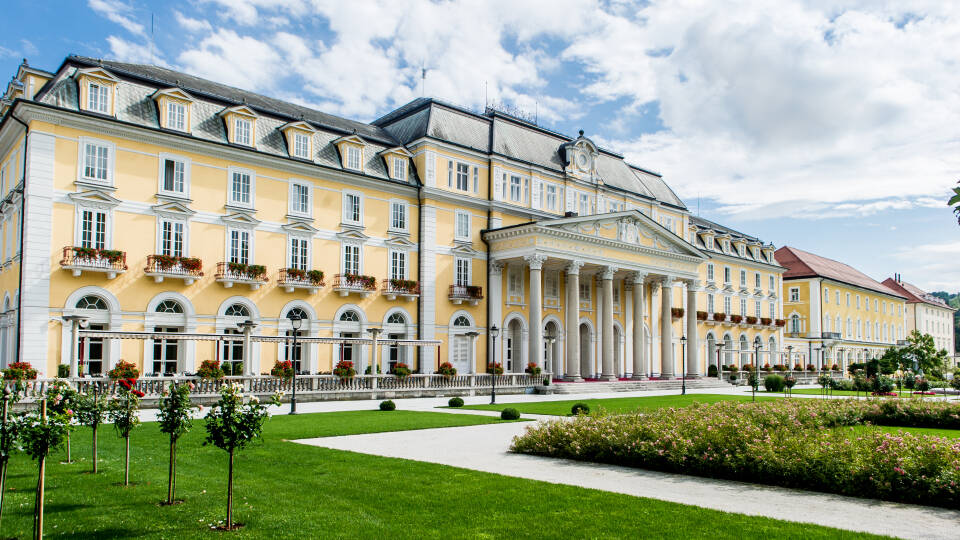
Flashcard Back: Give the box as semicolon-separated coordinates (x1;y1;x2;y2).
483;211;705;380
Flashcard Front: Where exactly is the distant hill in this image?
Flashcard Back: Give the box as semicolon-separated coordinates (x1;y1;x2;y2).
930;291;960;353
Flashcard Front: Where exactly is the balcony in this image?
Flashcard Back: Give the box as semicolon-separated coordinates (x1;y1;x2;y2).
332;273;377;298
144;255;203;285
448;285;483;306
278;268;324;294
60;246;127;279
760;317;773;326
382;279;420;301
215;262;268;290
729;314;744;325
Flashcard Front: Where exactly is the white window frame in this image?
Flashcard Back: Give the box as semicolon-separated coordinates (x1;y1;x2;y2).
545;184;557;211
389;249;408;280
391;156;406;181
579;193;590;216
157;216;188;257
510;175;522;202
226;227;253;265
723;296;731;314
342;190;364;226
288;234;311;271
292;132;311;159
341;241;362;274
75;205;112;250
739;270;746;288
389;200;407;232
824;287;829;303
724;266;731;285
167;101;187;132
545;271;559;300
454;256;471;287
233;117;252;146
157;153;191;198
454;163;469;191
86;81;111;114
346;146;362;171
227;167;255;209
707;294;715;313
77;137;115;186
706;263;714;282
288;179;312;217
789;287;799;302
509;265;524;298
455;210;470;241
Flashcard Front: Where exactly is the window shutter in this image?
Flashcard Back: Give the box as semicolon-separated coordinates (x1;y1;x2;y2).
447;161;453;188
493;168;503;202
531;178;541;209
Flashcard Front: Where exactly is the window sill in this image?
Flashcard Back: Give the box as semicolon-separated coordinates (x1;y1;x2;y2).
75;179;116;191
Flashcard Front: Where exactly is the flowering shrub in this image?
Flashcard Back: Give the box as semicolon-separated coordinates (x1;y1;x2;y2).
390;362;411;379
333;360;356;380
487;362;504;375
512;399;960;508
107;360;139;381
158;381;197;504
806;363;817;372
109;378;142;485
197;359;225;380
436;362;457;378
74;389;108;473
2;361;37;380
831;364;841;371
773;364;787;372
730;314;743;323
792;364;803;371
761;363;772;372
525;363;542;376
270;360;295;380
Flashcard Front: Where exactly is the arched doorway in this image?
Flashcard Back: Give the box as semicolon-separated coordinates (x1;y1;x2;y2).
284;307;309;373
75;294;110;376
739;335;749;368
450;315;473;375
544;320;561;376
221;302;250;375
579;322;593;378
505;318;523;373
337;309;364;372
153;299;185;375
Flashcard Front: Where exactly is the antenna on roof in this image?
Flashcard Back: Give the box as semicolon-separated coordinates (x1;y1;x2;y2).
150;13;155;65
420;65;427;97
484;81;488;109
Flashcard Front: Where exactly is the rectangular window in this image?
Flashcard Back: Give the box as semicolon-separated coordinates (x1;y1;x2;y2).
770;275;775;291
455;163;469;191
87;82;110;114
740;298;747;315
347;146;362;170
824;288;829;303
545;272;559;299
769;302;776;319
836;291;840;304
167;101;186;131
229;229;250;265
846;293;850;307
755;300;761;317
579;194;590;215
80;209;108;250
455;211;470;241
160;219;184;258
579;282;591;303
724;267;731;284
545;184;557;210
391;251;406;280
707;294;715;313
390;201;407;231
82;142;110;182
789;287;799;302
234;118;252;146
755;273;761;288
392;156;406;180
290;182;310;215
230;170;252;207
342;243;360;274
473;166;479;192
162;158;186;194
724;296;731;314
740;270;746;288
510;175;522;202
707;264;715;282
343;193;362;224
289;237;308;270
856;295;860;309
455;257;470;286
293;133;310;159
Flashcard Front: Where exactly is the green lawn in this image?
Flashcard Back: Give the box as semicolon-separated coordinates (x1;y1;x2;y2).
0;409;887;539
460;393;780;416
841;424;960;439
786;389;927;398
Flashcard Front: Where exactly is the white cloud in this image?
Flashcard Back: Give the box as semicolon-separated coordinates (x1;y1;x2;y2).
88;0;145;36
106;36;165;65
894;241;960;291
174;10;212;33
178;29;285;91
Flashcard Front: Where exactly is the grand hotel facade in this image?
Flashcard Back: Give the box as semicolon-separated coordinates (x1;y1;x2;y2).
0;55;915;380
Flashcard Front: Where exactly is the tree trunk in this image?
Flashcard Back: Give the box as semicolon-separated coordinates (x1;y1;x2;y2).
33;455;45;540
0;456;7;530
65;433;71;464
226;449;234;529
123;435;130;486
92;424;98;474
166;436;176;504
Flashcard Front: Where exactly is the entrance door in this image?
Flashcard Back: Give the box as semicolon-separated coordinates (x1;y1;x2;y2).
387;332;403;372
153;326;181;375
340;332;359;372
84;323;107;376
285;330;304;372
221;328;244;375
452;334;470;374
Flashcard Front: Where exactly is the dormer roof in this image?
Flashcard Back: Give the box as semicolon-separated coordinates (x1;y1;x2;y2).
151;87;195;103
219;104;257;118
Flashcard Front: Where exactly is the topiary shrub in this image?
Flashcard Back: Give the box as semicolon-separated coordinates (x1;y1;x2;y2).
707;365;718;377
571;402;590;416
448;397;464;407
379;400;396;411
57;364;70;378
500;408;520;420
542;377;550;386
763;374;785;392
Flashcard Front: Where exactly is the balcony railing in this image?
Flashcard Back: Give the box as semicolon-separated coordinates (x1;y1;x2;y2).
279;268;324;294
333;274;377;298
144;255;203;285
821;332;842;340
60;246;127;279
449;285;483;306
382;279;420;301
215;262;268;290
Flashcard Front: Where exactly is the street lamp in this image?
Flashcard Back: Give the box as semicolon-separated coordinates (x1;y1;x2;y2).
489;325;500;404
288;314;302;415
680;335;687;395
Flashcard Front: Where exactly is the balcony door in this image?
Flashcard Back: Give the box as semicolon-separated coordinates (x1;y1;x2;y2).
152;326;181;375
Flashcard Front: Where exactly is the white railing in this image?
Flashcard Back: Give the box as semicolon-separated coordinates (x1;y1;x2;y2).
3;373;547;403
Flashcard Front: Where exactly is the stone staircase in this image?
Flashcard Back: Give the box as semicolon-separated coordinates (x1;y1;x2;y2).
549;377;733;394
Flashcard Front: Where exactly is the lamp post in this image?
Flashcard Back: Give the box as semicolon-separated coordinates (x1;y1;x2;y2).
288;314;302;415
752;341;762;402
680;335;687;395
489;325;500;404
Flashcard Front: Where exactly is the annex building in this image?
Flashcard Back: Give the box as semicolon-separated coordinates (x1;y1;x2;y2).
0;56;793;379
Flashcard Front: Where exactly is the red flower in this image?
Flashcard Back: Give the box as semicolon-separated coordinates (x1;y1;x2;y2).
132;389;145;398
119;379;132;390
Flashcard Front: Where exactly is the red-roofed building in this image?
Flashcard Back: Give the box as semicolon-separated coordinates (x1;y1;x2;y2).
775;246;908;372
882;276;956;354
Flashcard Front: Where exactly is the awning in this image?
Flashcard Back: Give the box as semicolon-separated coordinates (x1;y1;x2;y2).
77;330;441;346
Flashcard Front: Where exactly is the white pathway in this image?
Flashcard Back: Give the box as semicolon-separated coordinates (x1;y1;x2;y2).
292;391;960;540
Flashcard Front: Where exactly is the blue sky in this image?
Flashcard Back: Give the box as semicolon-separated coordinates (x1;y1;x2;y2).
2;0;958;292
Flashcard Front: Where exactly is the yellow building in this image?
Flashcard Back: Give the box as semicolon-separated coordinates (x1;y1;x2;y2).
882;276;956;354
776;246;907;370
0;55;785;380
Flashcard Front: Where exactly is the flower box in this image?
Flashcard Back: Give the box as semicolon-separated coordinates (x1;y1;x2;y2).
333;273;377;298
333;360;356;380
696;311;708;321
383;278;421;301
760;317;772;326
216;262;268;290
775;319;786;327
745;316;758;325
712;312;727;322
671;307;685;319
279;268;324;293
145;254;204;284
437;362;457;378
60;246;128;279
730;314;743;324
2;361;37;380
449;285;483;306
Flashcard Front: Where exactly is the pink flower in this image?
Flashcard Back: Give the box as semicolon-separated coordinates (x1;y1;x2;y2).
66;409;73;416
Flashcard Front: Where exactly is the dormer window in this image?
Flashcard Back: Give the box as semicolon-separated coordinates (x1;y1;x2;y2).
293;133;310;159
333;134;367;173
280;121;316;161
347;146;362;170
152;88;195;133
235;118;252;146
167;101;186;131
77;67;119;116
392;156;406;181
220;105;258;147
87;82;110;114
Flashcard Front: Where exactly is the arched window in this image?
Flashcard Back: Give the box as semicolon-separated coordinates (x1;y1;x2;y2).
789;314;801;333
387;312;406;325
286;307;308;321
284;307;309;372
156;300;184;313
453;316;471;327
340;310;360;322
225;304;249;317
76;295;108;310
723;334;734;366
739;335;749;365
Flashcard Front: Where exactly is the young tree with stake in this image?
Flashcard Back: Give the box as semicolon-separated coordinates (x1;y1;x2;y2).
20;400;70;540
157;381;197;505
0;388;19;531
43;380;77;464
74;387;108;473
108;378;143;486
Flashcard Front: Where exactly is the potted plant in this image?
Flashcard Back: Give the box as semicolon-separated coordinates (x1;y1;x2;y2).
487;362;504;375
730;314;743;323
270;360;294;381
179;257;202;273
792;364;804;372
98;249;124;264
760;317;772;325
247;264;266;280
831;364;841;371
286;267;307;281
197;360;225;380
390;362;411;379
333;360;355;381
154;254;177;270
762;363;772;372
745;316;758;325
466;285;483;299
524;362;542;376
713;312;726;322
773;364;787;372
306;270;324;285
107;360;139;381
696;311;708;321
73;246;98;259
806;363;817;372
437;362;457;378
2;361;38;381
775;319;786;327
671;307;685;318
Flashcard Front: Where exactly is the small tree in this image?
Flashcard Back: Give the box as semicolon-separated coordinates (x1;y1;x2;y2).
73;387;108;473
949;179;960;225
0;389;18;531
157;382;196;505
44;380;77;464
20;400;70;540
204;384;279;530
108;378;143;486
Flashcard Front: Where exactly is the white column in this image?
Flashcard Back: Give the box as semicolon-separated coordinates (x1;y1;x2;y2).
489;261;504;367
631;272;647;380
600;266;617;380
418;204;438;372
241;322;258;376
564;260;583;382
660;277;675;378
525;253;547;369
686;279;700;377
21;132;55;374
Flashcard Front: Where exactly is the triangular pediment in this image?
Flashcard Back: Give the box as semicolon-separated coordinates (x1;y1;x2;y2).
151;87;195;103
281;121;316;133
75;67;119;83
378;146;412;158
219;105;257;118
536;210;705;259
336;229;370;242
451;242;482;256
282;220;318;234
333;133;365;146
152;201;195;217
385;235;416;248
220;210;260;227
68;189;122;208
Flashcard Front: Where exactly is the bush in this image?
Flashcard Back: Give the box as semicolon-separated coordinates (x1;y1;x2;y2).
3;361;38;380
817;373;832;389
792;364;804;371
571;403;591;416
950;378;960;391
542;377;550;386
197;359;225;380
448;397;464;407
762;363;772;372
271;360;295;380
525;363;542;376
390;363;412;379
872;376;895;394
379;400;396;411
437;362;457;378
57;364;70;378
763;374;785;392
915;379;930;392
806;364;816;372
501;407;520;420
831;379;856;392
333;360;356;380
707;365;718;377
783;376;797;389
853;375;871;392
728;374;738;383
107;360;139;380
903;374;916;389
